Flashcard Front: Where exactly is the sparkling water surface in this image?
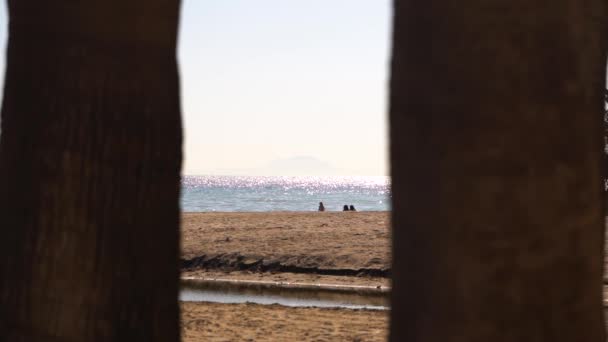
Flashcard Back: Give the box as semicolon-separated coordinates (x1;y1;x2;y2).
181;175;391;212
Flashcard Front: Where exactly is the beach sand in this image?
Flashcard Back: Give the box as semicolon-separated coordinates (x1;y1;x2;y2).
181;211;391;285
182;269;390;289
180;212;391;340
181;302;388;342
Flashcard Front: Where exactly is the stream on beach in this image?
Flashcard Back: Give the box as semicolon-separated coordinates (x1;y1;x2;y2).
180;280;390;311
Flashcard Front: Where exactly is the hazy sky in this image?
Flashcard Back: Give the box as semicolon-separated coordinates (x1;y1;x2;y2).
0;1;391;176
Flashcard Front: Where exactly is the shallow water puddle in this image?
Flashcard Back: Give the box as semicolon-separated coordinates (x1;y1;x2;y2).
180;280;389;310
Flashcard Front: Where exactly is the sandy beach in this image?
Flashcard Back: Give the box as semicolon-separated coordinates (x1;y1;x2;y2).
181;211;391;286
181;302;388;342
180;212;391;341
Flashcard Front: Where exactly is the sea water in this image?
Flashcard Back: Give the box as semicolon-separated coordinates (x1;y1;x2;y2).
181;175;391;212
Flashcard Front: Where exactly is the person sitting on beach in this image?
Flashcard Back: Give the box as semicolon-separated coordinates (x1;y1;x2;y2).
318;202;325;212
349;205;356;211
343;204;349;211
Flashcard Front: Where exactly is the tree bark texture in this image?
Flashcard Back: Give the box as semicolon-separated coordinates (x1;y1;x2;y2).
390;1;607;341
0;1;182;341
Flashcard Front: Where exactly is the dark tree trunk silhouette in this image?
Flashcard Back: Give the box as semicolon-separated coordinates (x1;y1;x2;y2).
0;1;182;340
604;89;608;206
389;1;607;341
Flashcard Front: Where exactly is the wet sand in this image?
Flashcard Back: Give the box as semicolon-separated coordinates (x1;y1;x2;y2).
181;270;390;290
181;302;388;342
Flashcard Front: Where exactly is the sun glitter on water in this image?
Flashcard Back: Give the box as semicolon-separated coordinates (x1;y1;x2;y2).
181;176;391;212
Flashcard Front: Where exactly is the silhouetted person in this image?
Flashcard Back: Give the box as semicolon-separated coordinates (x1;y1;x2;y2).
350;205;356;211
318;202;325;212
343;204;349;211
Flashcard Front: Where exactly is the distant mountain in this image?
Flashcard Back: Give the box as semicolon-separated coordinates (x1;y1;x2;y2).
189;156;389;176
193;156;343;176
263;156;338;176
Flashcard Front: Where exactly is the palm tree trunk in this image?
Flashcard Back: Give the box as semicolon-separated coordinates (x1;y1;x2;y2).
0;1;182;340
390;1;607;341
